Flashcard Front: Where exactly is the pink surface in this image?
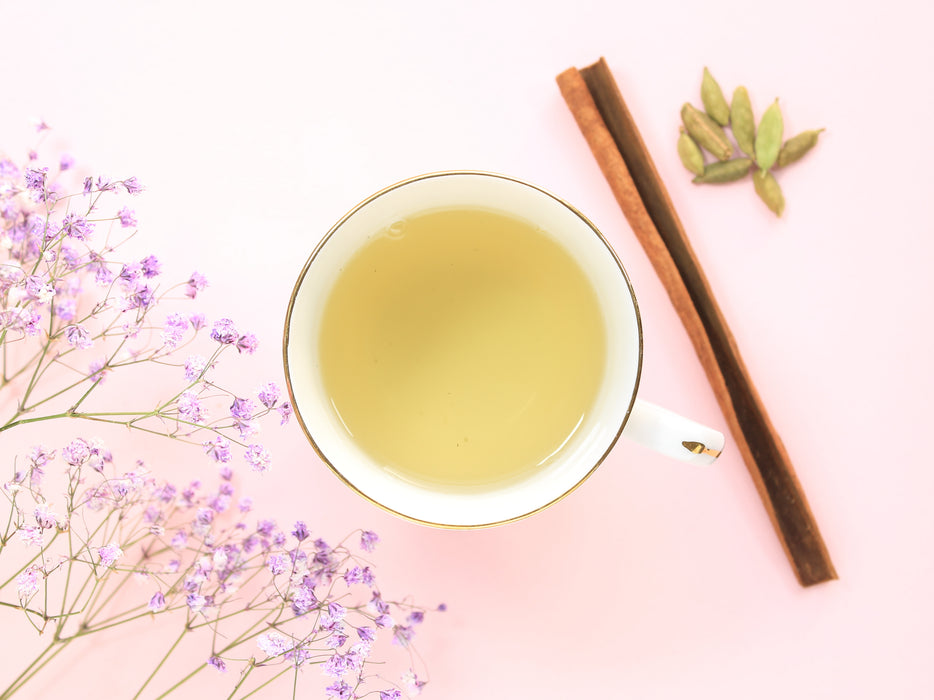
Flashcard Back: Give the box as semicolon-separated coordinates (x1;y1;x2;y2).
1;1;933;698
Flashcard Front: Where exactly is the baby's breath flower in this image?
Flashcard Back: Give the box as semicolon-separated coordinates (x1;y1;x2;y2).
244;443;270;473
24;166;47;194
97;543;123;568
1;145;436;698
121;176;143;194
186;271;208;298
117;206;137;228
184;355;208;381
64;324;93;349
61;212;94;240
18;526;44;547
360;530;379;553
210;318;238;345
162;312;188;348
16;566;42;600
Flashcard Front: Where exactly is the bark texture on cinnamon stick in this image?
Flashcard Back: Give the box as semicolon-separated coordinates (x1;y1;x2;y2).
556;59;836;587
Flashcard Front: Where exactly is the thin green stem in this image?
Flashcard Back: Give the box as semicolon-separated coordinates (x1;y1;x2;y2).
133;625;188;700
236;666;294;700
0;637;69;700
0;531;59;590
226;661;256;700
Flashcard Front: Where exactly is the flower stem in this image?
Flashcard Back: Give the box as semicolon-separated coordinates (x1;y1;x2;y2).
226;660;256;699
133;625;188;700
235;666;293;700
0;637;69;699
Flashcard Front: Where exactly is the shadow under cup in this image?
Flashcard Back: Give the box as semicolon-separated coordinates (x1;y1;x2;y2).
283;171;643;527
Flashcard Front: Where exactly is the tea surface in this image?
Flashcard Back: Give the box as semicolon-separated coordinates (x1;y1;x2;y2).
319;207;606;489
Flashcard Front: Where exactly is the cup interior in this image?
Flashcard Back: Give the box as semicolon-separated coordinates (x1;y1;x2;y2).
284;171;642;527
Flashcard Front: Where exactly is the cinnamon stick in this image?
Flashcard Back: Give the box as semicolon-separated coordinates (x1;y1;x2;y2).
556;59;836;587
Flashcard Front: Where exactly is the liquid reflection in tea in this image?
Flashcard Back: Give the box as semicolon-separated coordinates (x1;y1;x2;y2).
318;207;606;489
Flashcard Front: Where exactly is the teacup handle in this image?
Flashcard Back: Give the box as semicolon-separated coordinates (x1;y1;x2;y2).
623;399;725;466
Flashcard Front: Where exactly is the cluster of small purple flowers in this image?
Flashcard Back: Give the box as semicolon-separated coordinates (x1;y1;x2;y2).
3;438;435;697
0;136;438;697
0;141;287;474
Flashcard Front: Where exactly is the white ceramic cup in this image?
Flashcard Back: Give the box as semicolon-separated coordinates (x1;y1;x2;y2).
283;171;724;527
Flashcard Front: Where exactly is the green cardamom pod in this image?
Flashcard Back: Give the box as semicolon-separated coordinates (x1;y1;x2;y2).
730;86;756;158
776;128;825;168
681;103;732;161
677;127;705;176
701;67;731;126
693;157;753;184
754;99;784;171
753;169;785;216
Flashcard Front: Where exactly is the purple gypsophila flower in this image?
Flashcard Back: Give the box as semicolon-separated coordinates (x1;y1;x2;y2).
267;553;288;575
244;443;270;473
210;318;238;344
24;166;47;194
184;355;207;381
236;333;258;354
25;275;54;303
64;324;93;349
95;175;115;192
360;530;379;553
18;526;44;547
62;438;92;467
61;212;94;240
55;298;76;321
98;543;124;567
139;254;161;278
117;206;137;228
122;176;143;194
177;391;206;423
203;436;231;463
186;271;208;298
292;521;309;542
59;153;74;171
34;503;59;529
257;381;280;409
379;690;403;700
277;402;292;425
16;566;41;600
88;358;109;384
325;680;353;700
148;591;166;612
257;632;293;659
119;262;141;284
402;669;426;695
207;656;227;673
230;397;254;421
161;312;189;348
291;580;318;616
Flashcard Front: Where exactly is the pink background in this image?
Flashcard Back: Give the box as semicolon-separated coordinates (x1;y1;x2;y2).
2;0;933;698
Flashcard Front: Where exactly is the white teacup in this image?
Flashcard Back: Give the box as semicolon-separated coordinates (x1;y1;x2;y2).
283;171;724;527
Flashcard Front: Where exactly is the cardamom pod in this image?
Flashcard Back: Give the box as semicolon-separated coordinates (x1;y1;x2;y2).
693;157;753;184
753;169;785;216
730;86;756;157
701;67;731;126
681;103;732;161
754;99;783;171
677;127;705;176
776;128;825;168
